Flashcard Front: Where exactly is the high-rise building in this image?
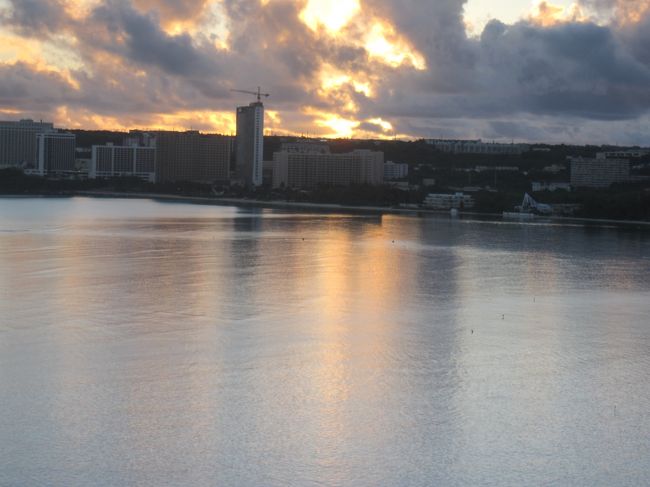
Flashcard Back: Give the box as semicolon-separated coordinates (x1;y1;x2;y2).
272;149;384;189
35;132;76;175
570;157;630;188
0;119;55;169
90;144;156;182
236;102;264;187
155;131;232;183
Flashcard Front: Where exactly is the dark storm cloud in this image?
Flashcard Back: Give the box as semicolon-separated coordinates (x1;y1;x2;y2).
0;62;75;111
366;0;477;92
89;0;221;77
621;13;650;67
0;0;67;35
363;8;650;131
358;120;392;134
476;19;650;119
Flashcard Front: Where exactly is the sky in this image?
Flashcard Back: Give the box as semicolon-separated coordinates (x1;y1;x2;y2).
1;0;650;144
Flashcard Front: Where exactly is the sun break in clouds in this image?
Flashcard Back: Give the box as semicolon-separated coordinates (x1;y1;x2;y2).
0;0;649;144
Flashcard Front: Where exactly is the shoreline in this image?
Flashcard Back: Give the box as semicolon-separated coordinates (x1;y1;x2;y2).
3;190;650;228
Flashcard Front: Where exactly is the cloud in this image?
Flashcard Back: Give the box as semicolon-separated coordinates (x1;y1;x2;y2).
0;0;649;144
0;62;77;112
477;20;650;119
87;0;222;77
132;0;212;23
580;0;650;24
0;0;68;35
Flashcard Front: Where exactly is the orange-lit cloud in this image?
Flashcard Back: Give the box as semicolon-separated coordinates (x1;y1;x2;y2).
610;0;650;24
1;0;650;145
304;107;408;139
300;0;361;33
53;105;236;133
0;0;424;139
298;0;426;70
530;1;588;26
363;21;426;69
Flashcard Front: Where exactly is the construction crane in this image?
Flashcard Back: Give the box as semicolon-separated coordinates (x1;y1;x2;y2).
231;86;270;102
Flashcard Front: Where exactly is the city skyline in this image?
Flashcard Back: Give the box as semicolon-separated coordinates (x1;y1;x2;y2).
1;0;650;145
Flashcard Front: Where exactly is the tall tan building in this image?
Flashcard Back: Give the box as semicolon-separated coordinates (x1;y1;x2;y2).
236;102;264;187
155;131;232;183
272;149;384;189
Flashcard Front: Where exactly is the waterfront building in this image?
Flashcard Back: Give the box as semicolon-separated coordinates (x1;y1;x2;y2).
75;147;92;175
262;160;274;186
570;157;630;188
473;165;519;173
0;119;55;169
156;131;232;184
280;140;330;154
124;131;157;148
90;144;156;182
34;132;76;176
423;192;475;210
236;102;264;187
596;150;649;160
532;181;572;192
426;139;529;155
384;161;409;180
543;164;566;174
422;178;437;187
272;149;384;189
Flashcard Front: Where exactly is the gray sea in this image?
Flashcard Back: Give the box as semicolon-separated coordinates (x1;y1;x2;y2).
1;197;649;486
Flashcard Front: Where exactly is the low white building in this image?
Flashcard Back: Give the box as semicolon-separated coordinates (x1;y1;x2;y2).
532;182;572;192
280;141;330;154
543;164;566;174
426;139;529;155
474;165;519;173
423;192;475;210
384;161;409;180
596;150;649;160
90;144;156;182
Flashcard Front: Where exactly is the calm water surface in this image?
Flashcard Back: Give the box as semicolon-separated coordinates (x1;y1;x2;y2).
1;197;649;486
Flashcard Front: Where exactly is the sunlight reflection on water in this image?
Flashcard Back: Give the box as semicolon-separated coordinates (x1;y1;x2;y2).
1;197;649;486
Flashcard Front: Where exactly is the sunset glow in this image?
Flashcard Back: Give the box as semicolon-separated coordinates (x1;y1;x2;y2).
0;0;649;143
300;0;361;33
529;1;587;27
364;22;427;70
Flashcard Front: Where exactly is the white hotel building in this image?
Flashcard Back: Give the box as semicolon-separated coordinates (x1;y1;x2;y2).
1;119;76;175
90;144;156;182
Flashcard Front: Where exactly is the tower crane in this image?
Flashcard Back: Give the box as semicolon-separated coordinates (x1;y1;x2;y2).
231;87;270;102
